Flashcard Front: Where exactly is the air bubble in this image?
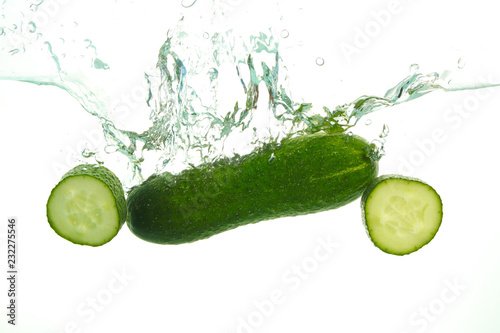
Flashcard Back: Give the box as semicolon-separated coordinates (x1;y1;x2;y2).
379;124;389;138
280;29;289;38
104;145;118;154
181;0;198;8
203;32;209;39
27;21;36;33
315;57;325;66
365;119;372;126
83;39;92;48
208;68;218;82
410;64;420;74
458;57;466;69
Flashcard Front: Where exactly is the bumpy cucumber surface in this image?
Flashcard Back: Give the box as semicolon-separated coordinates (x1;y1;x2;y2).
361;175;443;255
127;131;379;244
46;164;127;246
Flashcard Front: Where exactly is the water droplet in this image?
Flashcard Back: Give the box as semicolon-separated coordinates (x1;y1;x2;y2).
410;63;420;74
104;145;118;154
365;119;372;126
181;0;197;8
208;68;218;82
315;57;325;66
29;2;41;11
82;148;96;158
280;29;289;38
94;58;110;70
379;124;389;138
457;57;466;69
367;141;385;161
27;21;36;33
203;32;209;39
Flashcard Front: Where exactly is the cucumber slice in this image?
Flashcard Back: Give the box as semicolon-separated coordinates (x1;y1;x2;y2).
46;164;127;246
361;175;443;255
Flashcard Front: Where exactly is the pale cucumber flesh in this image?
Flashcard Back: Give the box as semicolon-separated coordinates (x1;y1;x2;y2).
47;175;121;246
362;176;443;255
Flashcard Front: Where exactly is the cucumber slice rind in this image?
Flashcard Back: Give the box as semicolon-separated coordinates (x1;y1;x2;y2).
361;175;443;256
46;164;127;246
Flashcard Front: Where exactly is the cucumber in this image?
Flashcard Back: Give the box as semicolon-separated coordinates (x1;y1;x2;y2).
361;175;443;255
46;164;127;246
126;131;379;244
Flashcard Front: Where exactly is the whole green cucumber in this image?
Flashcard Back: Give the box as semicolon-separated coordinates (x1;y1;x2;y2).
126;131;379;244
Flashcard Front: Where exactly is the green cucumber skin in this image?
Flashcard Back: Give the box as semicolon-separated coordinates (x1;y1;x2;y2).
54;164;128;229
127;132;379;244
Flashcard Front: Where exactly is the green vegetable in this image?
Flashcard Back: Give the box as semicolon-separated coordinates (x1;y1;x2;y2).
46;164;127;246
361;175;443;255
126;131;379;244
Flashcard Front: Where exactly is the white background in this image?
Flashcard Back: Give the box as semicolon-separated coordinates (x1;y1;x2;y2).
2;0;500;332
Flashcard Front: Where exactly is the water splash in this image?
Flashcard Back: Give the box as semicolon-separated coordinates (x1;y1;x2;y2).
2;1;500;188
140;22;311;175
